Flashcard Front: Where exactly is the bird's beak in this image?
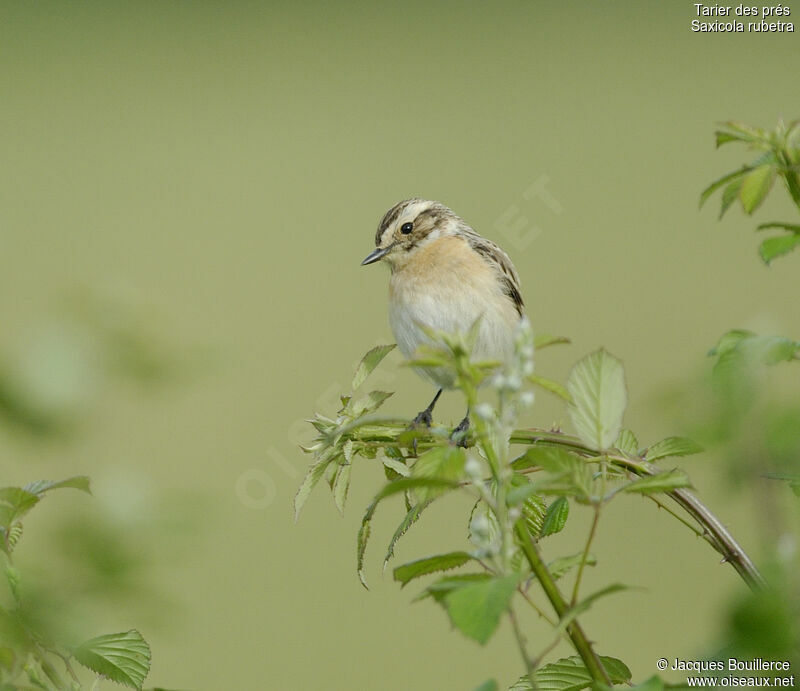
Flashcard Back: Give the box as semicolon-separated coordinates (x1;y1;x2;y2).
361;244;394;266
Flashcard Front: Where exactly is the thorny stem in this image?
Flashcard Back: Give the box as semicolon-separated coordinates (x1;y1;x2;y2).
342;421;766;591
514;522;612;685
518;586;558;627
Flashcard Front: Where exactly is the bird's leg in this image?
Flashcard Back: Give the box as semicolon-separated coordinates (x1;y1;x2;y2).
412;389;443;427
409;389;442;455
450;409;470;448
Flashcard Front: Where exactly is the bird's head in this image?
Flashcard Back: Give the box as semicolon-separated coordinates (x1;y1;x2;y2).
361;198;459;270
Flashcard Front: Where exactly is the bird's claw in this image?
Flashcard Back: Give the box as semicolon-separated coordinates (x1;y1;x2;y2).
449;415;470;448
408;409;433;456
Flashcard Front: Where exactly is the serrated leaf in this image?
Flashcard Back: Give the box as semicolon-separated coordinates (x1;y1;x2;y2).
615;429;639;455
759;233;800;264
529;374;572;403
351;390;394;417
548;553;597;581
73;630;151;690
393;551;474;587
512;446;577;472
566;349;627;452
294;457;335;521
521;492;546;538
645;437;703;462
513;447;592;502
719;178;743;218
383;501;430;570
332;463;351;514
440;573;522;645
352;344;396;390
699;167;751;208
534;333;572;349
357;477;459;588
23;476;92;496
740;164;776;214
509;655;631;691
622;469;692;495
382;457;410;477
540;497;569;537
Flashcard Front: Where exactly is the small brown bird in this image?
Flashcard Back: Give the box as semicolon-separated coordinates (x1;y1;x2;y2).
361;198;525;439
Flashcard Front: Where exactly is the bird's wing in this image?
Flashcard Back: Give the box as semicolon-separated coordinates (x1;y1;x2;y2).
464;234;524;316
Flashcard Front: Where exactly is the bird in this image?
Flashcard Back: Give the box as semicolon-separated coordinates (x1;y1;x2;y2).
361;198;525;445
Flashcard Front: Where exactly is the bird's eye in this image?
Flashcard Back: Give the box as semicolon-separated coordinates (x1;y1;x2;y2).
400;222;413;234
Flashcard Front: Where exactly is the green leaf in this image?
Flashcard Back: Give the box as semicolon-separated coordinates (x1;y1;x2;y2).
473;681;498;691
23;476;92;496
332;462;351;514
548;553;597;580
394;551;474;587
699;167;751;208
441;573;522;645
0;488;39;527
622;469;692;495
708;329;755;357
357;477;459;588
740;164;776;214
759;233;800;264
382;456;410;477
351;390;394;417
513;447;592;502
411;446;466;502
539;497;569;537
294;456;336;521
521;491;546;538
534;333;572;349
566;349;627;452
416;573;492;602
757;222;800;233
383;501;430;570
352;344;396;390
645;437;703;462
719;177;743;218
73;630;151;690
529;374;573;403
615;429;639;455
717;121;768;147
509;655;631;691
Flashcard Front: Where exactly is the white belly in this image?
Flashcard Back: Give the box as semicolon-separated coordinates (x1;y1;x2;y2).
388;276;519;389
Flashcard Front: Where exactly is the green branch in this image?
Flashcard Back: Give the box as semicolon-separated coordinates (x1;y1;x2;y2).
341;420;766;591
514;522;611;685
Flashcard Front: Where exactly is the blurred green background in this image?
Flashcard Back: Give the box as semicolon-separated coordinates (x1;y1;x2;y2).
2;1;799;689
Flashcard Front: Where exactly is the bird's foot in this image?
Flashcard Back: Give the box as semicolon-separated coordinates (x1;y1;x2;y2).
412;408;433;428
450;415;471;448
408;408;433;456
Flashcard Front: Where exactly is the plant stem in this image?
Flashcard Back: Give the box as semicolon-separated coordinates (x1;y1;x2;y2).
511;428;766;591
514;522;611;685
509;605;536;687
518;586;558;627
341;421;766;591
571;507;600;606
